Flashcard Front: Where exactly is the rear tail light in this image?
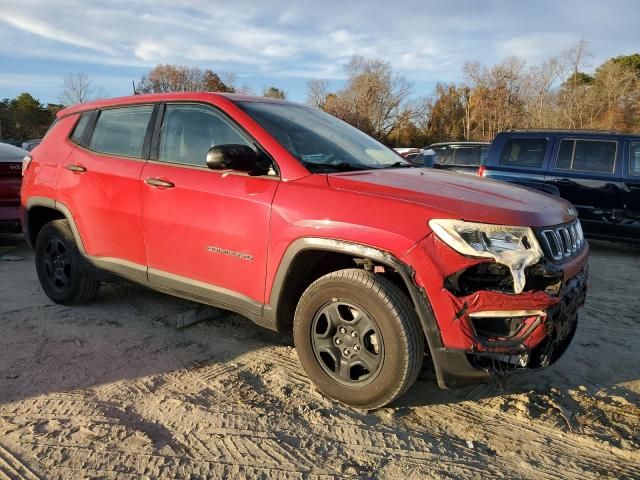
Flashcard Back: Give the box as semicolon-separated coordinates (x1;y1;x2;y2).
477;165;486;177
22;154;32;176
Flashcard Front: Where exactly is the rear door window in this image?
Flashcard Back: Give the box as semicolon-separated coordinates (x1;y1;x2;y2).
88;105;154;158
554;139;616;174
630;142;640;176
499;138;547;167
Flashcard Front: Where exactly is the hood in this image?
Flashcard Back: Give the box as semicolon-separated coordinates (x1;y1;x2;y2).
327;168;575;227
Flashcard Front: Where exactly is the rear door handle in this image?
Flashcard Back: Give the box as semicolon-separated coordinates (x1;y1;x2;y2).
66;164;86;173
145;177;175;189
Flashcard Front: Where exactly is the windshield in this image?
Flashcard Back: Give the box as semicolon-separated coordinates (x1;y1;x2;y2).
237;101;410;173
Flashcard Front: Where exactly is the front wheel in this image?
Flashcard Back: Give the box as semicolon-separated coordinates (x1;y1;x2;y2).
293;269;424;409
35;219;101;305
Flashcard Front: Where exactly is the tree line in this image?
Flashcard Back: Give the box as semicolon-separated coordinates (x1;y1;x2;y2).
0;67;288;144
135;64;286;100
2;40;638;147
307;41;640;147
0;94;62;144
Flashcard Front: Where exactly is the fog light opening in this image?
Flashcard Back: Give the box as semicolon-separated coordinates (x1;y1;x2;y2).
518;351;529;367
469;310;544;340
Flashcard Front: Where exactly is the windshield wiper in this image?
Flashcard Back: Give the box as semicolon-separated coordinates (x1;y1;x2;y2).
379;161;419;169
303;161;374;172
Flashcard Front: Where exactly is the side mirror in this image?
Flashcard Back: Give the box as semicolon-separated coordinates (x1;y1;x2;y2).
206;144;270;175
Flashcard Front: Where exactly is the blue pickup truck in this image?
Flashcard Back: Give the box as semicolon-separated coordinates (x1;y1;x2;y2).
480;130;640;244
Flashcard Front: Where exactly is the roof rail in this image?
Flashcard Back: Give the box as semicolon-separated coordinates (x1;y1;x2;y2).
505;128;624;135
426;141;490;147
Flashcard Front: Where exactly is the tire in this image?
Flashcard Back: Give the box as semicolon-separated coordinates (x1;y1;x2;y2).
35;219;101;305
293;268;424;409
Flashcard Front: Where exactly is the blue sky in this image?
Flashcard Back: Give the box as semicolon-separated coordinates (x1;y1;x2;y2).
0;0;638;105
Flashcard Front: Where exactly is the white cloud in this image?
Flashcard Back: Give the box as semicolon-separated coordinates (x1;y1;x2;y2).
134;42;171;62
2;13;115;54
0;0;637;102
0;0;483;78
499;33;580;63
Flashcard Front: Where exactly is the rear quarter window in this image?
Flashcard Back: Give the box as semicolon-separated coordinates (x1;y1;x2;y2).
451;146;486;166
69;112;92;144
555;139;616;174
630;142;640;176
499;138;547;167
88;105;154;158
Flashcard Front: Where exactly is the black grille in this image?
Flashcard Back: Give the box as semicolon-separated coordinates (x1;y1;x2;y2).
536;220;585;262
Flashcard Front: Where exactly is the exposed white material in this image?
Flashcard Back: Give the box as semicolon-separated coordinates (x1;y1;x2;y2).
429;219;544;294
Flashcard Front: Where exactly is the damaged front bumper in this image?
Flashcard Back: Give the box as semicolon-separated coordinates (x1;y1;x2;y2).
467;267;587;374
403;234;589;389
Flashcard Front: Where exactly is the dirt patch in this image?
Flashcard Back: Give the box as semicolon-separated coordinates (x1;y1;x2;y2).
1;234;638;479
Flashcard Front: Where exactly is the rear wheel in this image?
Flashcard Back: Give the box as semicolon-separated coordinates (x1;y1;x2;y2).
293;268;424;409
35;219;100;305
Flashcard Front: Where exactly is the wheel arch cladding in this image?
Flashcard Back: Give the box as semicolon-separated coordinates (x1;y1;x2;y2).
266;238;442;349
24;198;66;248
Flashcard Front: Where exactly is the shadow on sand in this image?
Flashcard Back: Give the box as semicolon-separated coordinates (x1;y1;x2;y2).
1;233;638;411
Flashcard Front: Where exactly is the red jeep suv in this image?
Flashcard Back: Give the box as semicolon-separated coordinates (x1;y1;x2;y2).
21;93;589;408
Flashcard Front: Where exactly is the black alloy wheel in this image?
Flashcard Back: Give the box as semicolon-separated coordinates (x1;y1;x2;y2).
35;219;100;305
41;237;73;293
311;300;384;385
294;268;424;409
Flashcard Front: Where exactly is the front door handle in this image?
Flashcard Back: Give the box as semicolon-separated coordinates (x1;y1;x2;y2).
145;177;175;189
66;164;86;173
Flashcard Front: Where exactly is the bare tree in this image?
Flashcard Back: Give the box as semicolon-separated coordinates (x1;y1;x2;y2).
322;56;412;141
137;65;235;94
461;86;472;140
522;57;561;128
562;38;592;83
295;39;640;145
220;72;238;90
234;84;254;95
59;73;106;105
463;57;527;139
555;39;596;128
93;85;109;101
306;79;329;109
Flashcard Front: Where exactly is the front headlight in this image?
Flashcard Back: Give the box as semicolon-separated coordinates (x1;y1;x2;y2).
429;219;543;294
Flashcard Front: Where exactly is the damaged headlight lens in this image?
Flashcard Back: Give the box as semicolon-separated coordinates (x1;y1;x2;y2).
429;219;544;294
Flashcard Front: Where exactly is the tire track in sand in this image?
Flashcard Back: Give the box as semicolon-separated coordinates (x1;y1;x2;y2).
0;444;40;480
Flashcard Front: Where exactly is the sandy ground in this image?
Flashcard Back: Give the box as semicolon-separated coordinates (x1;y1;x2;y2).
0;233;638;479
